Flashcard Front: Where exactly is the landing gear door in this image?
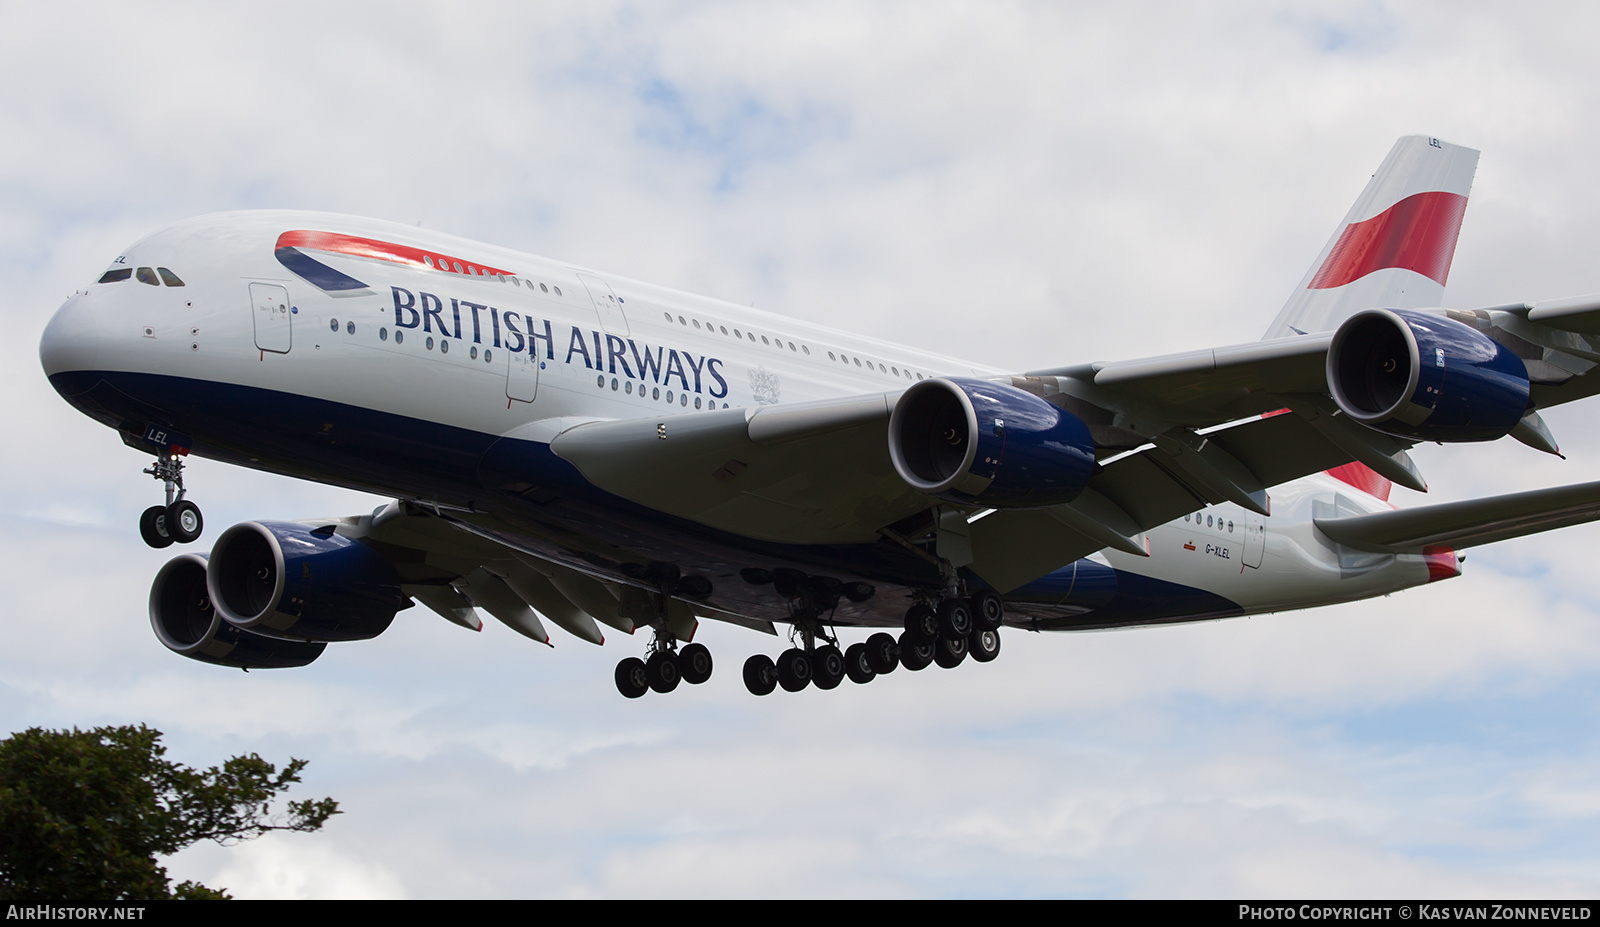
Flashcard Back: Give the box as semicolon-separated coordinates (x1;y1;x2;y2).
249;283;292;354
576;273;628;336
507;350;539;403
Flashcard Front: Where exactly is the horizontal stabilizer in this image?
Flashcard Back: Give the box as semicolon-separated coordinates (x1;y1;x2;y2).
1314;479;1600;553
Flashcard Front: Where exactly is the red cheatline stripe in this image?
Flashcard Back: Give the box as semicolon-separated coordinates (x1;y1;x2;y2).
1308;191;1468;290
275;230;517;278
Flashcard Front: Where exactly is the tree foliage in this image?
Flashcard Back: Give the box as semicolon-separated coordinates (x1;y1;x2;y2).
0;725;338;900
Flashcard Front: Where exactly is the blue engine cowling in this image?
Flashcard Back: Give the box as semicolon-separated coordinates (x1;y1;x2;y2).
206;521;406;642
888;377;1095;507
149;553;327;668
1327;308;1530;441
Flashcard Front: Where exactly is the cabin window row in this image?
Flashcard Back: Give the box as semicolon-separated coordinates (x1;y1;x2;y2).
596;374;729;410
658;310;929;381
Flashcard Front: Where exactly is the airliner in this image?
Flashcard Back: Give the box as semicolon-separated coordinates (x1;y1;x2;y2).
39;136;1600;698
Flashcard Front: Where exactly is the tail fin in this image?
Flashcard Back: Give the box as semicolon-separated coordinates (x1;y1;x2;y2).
1262;135;1479;340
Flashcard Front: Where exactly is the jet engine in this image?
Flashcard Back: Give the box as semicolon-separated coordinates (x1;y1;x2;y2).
889;377;1095;507
1327;308;1530;442
149;553;326;668
206;521;406;642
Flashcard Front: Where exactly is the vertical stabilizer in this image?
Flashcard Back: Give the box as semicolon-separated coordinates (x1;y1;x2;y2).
1263;136;1479;340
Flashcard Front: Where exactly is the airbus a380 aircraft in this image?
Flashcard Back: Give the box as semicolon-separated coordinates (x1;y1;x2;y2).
40;136;1600;698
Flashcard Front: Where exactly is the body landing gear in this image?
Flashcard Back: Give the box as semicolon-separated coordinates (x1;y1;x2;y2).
737;589;1004;696
139;452;202;548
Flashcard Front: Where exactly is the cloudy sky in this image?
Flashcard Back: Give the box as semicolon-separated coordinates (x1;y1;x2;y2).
6;1;1600;898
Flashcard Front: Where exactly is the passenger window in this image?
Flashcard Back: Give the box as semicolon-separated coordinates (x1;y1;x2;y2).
98;268;132;284
135;267;159;286
156;268;184;286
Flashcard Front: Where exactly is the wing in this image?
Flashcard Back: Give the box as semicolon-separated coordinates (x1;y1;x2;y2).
545;392;931;545
519;294;1600;595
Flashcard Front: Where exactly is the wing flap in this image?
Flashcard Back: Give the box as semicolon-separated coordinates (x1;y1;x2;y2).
1314;479;1600;553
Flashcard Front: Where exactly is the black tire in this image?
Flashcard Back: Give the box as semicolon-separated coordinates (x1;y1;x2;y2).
937;598;973;641
844;643;876;684
743;654;777;696
969;628;1001;663
934;635;968;668
812;645;845;690
904;603;938;644
776;648;812;692
615;658;649;698
645;651;681;693
898;631;934;671
139;505;174;549
970;589;1004;632
679;643;713;684
166;500;203;544
865;632;899;675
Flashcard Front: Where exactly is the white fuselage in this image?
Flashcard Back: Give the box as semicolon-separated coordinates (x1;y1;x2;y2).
40;211;1450;630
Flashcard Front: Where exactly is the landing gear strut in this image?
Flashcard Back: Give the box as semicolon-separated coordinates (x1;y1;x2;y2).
139;452;202;548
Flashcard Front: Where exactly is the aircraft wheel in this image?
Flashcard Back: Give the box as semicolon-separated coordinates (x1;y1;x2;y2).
969;628;1001;663
937;598;973;641
166;500;203;544
898;631;934;671
844;643;876;684
934;635;968;669
615;658;649;698
645;651;681;693
865;632;900;675
776;648;812;692
139;505;174;549
743;654;778;696
679;643;713;685
812;645;845;690
904;603;938;645
970;590;1004;632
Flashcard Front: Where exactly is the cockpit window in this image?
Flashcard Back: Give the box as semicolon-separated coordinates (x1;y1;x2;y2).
98;268;132;284
156;267;184;287
135;267;159;286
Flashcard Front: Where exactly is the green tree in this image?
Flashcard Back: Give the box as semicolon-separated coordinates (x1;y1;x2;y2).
0;724;338;900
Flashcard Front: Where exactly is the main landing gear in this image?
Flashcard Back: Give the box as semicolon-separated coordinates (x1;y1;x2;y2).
138;452;203;549
741;590;1004;696
614;631;713;699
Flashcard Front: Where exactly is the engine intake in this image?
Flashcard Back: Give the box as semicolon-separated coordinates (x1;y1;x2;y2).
889;377;1095;508
207;521;406;642
1327;309;1530;442
149;554;326;668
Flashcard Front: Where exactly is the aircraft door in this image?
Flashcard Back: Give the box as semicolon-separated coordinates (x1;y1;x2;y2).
249;283;292;354
576;273;628;335
1243;511;1265;568
507;348;539;403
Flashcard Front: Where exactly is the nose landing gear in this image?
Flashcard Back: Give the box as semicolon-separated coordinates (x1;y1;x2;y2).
138;450;203;548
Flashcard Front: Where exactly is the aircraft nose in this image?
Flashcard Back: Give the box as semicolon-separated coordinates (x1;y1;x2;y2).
39;292;103;381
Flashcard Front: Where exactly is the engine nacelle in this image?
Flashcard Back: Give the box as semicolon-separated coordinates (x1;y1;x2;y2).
207;521;405;642
889;377;1095;508
1327;308;1530;442
149;554;326;668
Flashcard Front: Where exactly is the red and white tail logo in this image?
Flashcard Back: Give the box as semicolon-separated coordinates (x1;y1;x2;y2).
1263;136;1478;340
